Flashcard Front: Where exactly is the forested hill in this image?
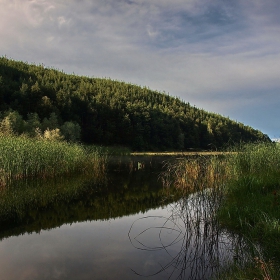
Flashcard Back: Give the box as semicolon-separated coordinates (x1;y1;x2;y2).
0;57;270;151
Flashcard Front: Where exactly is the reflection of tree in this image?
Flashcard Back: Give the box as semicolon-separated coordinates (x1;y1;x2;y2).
129;190;247;280
0;157;180;241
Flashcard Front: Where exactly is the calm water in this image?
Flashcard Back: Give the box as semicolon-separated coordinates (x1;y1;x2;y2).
0;156;241;280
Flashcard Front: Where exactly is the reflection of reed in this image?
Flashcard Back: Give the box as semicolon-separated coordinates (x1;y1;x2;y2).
129;190;247;279
129;156;248;279
161;156;230;194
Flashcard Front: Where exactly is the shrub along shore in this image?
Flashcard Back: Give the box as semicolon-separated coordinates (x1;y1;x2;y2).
0;134;108;186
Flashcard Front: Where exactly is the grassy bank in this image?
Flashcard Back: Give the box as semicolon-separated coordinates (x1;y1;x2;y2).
216;143;280;279
162;143;280;279
0;134;108;186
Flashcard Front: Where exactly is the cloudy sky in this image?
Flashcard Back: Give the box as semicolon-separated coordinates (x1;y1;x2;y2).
1;0;280;138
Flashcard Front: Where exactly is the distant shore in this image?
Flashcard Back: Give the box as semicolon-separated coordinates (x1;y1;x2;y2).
131;151;233;156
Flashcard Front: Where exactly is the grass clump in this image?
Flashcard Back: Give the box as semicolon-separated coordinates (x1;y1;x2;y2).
0;134;108;185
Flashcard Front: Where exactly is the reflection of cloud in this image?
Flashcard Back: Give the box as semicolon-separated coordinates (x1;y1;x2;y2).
143;255;159;274
53;266;67;279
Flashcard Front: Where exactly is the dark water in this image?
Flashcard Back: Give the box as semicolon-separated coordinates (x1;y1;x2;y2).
0;156;241;280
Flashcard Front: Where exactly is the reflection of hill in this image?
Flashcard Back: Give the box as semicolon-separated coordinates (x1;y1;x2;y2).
0;157;179;240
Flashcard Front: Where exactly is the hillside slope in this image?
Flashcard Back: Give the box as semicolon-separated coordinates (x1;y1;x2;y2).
0;57;270;150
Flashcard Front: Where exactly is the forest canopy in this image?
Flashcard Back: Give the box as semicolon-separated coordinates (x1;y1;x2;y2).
0;57;270;151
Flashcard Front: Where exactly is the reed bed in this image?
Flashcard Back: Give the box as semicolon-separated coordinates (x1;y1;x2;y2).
161;155;230;195
161;143;280;279
0;134;108;186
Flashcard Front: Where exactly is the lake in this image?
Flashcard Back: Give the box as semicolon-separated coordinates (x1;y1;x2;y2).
0;156;242;280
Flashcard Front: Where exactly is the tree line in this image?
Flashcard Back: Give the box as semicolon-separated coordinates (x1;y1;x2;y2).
0;56;270;150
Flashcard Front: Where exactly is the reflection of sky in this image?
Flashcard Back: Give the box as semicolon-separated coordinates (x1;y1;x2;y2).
0;208;174;280
0;203;237;280
1;0;280;137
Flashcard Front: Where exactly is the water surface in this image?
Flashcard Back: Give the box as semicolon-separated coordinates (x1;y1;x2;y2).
0;156;242;280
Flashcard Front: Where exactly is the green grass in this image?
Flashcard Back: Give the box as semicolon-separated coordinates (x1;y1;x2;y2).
0;134;108;185
215;143;280;279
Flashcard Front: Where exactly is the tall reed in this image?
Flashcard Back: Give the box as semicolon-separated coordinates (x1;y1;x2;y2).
161;155;230;195
0;134;108;185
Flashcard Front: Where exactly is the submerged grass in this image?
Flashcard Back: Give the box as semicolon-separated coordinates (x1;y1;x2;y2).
0;134;108;185
161;143;280;279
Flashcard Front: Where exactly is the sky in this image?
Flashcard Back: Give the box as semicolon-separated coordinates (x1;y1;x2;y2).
1;0;280;139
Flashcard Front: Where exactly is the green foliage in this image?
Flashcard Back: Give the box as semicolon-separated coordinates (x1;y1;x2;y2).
60;121;81;142
0;110;82;142
41;112;59;131
0;56;270;150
